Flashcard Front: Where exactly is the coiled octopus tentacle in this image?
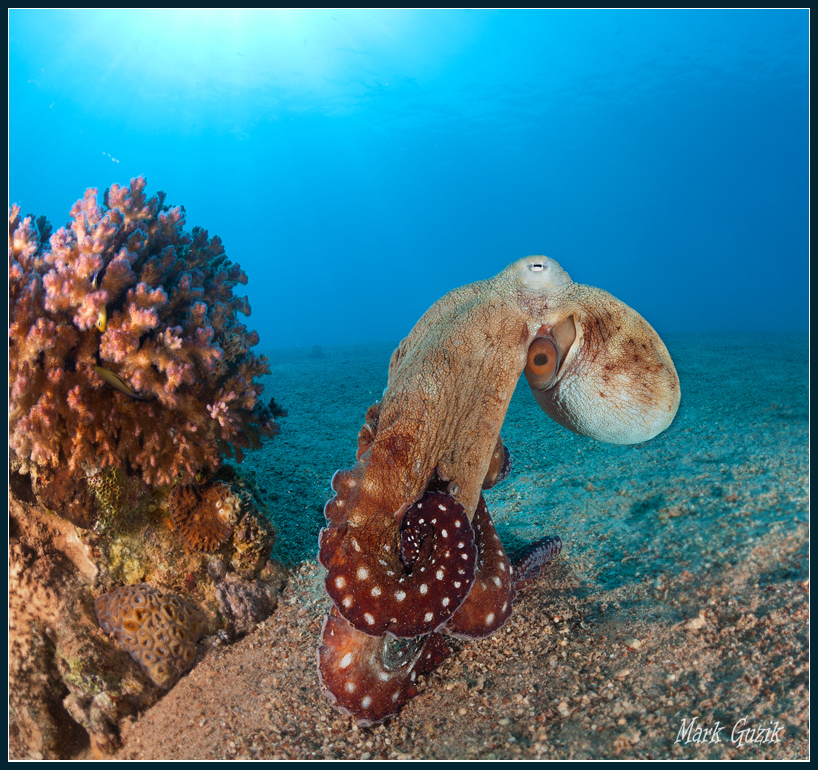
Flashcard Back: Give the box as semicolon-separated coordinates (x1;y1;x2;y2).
443;493;515;639
319;489;477;638
317;606;450;726
510;535;562;592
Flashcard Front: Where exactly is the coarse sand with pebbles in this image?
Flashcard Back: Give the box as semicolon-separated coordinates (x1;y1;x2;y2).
117;333;809;760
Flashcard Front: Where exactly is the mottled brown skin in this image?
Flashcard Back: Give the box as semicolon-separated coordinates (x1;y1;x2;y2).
318;255;680;725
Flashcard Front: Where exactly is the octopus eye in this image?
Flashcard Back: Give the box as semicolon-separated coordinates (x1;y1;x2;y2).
529;261;545;272
525;336;559;389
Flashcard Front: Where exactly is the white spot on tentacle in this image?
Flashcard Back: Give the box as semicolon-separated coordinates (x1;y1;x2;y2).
339;652;353;669
357;566;370;580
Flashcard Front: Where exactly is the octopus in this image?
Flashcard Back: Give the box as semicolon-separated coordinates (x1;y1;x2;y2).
317;255;680;725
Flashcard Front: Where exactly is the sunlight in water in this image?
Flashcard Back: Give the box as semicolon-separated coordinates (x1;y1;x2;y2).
68;8;481;108
94;9;411;91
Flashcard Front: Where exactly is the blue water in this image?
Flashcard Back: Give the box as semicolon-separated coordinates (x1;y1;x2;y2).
9;9;808;349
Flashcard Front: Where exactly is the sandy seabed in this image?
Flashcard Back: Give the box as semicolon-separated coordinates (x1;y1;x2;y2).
117;333;809;760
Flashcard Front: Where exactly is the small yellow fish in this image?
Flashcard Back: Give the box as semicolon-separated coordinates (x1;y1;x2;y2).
91;270;107;332
95;305;107;332
92;366;152;401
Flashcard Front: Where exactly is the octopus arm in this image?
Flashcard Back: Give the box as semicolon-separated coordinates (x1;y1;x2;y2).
317;606;450;726
443;494;515;639
510;535;563;592
319;491;477;638
481;436;512;490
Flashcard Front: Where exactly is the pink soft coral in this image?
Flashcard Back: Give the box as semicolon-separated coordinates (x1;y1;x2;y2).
9;177;278;487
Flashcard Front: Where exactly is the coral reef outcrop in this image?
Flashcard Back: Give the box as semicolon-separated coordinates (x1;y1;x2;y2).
9;497;162;759
8;471;286;759
212;572;279;639
9;177;278;488
8;178;287;758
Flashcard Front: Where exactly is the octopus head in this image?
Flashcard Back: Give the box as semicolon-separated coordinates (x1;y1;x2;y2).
512;256;680;445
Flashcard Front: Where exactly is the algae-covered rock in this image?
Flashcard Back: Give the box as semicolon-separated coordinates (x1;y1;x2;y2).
9;498;161;759
8;464;287;760
213;572;279;639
